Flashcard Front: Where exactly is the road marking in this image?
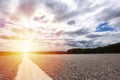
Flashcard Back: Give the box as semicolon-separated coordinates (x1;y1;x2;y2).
15;56;53;80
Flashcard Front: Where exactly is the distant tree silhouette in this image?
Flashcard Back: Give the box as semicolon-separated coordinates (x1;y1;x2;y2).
67;43;120;54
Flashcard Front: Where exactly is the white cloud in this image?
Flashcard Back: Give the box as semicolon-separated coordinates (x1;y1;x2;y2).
0;0;120;51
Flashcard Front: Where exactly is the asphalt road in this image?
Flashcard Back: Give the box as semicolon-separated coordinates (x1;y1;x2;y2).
0;54;120;80
31;54;120;80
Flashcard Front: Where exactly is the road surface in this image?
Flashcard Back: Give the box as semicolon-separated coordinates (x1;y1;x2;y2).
0;54;120;80
15;56;52;80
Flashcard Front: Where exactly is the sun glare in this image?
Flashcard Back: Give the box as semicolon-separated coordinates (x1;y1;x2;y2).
23;53;28;57
21;40;30;52
20;40;31;57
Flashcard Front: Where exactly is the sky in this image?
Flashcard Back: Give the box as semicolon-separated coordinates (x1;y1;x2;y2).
0;0;120;51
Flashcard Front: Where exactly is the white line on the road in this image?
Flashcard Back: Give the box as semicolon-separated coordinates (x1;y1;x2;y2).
15;56;53;80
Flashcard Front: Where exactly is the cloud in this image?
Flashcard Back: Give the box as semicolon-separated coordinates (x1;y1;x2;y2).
67;20;76;25
0;0;10;13
0;35;11;40
0;0;120;51
86;32;120;47
43;0;69;21
86;33;103;38
96;6;120;22
0;18;5;28
64;28;90;37
65;40;92;48
64;39;104;48
17;0;39;17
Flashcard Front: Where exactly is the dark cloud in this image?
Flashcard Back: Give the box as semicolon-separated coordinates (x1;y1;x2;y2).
43;0;69;21
87;32;120;39
86;32;108;39
67;20;76;25
85;32;120;48
54;11;80;22
43;0;92;22
45;1;68;13
54;30;64;36
64;37;119;48
64;40;97;48
66;41;80;47
64;28;89;36
51;0;85;21
96;7;120;22
43;0;120;27
86;33;103;38
44;0;105;22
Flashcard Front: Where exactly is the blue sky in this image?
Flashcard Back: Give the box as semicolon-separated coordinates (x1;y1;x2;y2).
0;0;120;51
96;22;114;32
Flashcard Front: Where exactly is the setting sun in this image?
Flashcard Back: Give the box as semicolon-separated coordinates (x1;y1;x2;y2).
20;40;30;57
23;53;28;57
20;40;31;53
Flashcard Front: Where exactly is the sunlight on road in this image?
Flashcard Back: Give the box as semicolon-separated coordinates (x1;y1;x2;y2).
15;55;53;80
